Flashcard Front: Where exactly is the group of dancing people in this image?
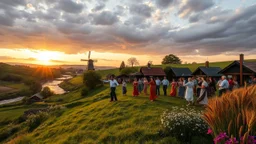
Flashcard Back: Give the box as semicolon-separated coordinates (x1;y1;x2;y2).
108;75;253;105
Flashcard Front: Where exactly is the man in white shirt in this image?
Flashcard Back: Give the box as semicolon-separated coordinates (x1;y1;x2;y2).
219;76;229;96
109;76;119;102
162;76;169;96
155;77;161;96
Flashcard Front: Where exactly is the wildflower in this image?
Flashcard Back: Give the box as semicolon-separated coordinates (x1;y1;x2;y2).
207;128;213;135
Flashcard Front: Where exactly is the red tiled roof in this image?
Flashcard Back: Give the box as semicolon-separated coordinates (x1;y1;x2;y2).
140;67;166;76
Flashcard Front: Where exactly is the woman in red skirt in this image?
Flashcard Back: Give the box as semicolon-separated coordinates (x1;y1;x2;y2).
133;78;139;96
149;77;157;101
170;79;177;97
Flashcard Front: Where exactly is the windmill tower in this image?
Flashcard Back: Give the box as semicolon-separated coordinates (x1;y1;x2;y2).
81;51;97;70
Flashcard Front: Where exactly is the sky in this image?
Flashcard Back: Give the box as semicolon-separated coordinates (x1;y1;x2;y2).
0;0;256;66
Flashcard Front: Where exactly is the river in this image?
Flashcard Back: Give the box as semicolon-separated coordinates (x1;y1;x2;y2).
0;75;72;105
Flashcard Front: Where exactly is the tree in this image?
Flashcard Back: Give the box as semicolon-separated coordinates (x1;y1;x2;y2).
119;61;126;71
120;67;138;75
41;87;54;98
162;54;181;64
192;62;197;64
83;71;102;90
127;57;139;67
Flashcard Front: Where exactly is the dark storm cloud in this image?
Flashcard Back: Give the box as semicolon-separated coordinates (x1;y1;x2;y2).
129;4;153;18
91;11;119;25
56;0;85;13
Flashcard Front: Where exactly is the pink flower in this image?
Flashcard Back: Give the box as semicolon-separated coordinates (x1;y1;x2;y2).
207;129;213;134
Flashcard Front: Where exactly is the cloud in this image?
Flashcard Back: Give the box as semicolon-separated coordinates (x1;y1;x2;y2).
155;0;174;8
129;4;153;18
56;0;85;14
178;0;214;18
91;11;119;25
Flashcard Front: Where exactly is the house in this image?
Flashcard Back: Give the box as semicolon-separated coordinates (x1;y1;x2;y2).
192;61;222;77
218;54;256;85
140;65;166;78
129;72;144;81
168;67;192;80
29;93;43;102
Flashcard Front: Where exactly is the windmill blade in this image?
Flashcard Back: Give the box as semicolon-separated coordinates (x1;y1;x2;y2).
88;51;91;59
81;59;89;61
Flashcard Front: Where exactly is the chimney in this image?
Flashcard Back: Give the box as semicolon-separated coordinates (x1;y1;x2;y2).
205;61;209;68
240;54;244;86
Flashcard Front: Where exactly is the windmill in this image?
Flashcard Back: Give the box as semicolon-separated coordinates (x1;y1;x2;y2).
81;51;97;70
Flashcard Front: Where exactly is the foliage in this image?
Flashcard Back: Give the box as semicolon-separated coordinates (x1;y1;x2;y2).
163;66;172;80
202;85;256;143
26;111;49;132
162;54;182;64
1;74;22;82
127;57;139;67
83;71;102;90
119;61;126;71
81;87;89;97
41;87;54;98
120;67;138;75
161;106;209;142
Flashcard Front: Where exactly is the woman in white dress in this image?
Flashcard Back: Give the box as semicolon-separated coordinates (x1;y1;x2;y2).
184;78;194;106
196;77;208;106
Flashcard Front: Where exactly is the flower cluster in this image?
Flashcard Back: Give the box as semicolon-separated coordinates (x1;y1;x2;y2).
209;130;256;144
161;106;208;141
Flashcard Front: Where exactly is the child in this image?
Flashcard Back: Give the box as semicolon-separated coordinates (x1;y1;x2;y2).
122;80;127;96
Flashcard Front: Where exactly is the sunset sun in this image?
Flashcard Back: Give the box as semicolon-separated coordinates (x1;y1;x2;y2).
35;51;60;65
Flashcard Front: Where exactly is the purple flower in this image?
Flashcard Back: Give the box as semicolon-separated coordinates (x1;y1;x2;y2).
207;129;213;134
225;137;238;144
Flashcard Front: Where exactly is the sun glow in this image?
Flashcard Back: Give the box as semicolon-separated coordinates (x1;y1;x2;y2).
34;51;60;65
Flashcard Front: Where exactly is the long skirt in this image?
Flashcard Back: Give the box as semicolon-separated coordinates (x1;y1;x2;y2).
133;86;139;96
122;86;127;94
144;85;148;95
150;85;157;100
197;88;208;105
185;87;193;102
138;84;144;93
170;85;177;97
178;86;185;98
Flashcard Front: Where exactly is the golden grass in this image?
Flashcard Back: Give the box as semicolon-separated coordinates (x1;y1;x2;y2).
202;85;256;139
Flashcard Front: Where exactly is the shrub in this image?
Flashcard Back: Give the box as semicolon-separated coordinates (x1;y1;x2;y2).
161;107;208;143
120;67;138;75
83;71;102;90
41;87;54;98
26;112;49;132
202;85;256;143
81;87;89;97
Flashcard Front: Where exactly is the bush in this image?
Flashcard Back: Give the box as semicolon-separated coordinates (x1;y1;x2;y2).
26;112;49;132
41;87;54;98
202;85;256;143
161;107;208;143
120;67;138;75
81;87;89;97
83;71;102;90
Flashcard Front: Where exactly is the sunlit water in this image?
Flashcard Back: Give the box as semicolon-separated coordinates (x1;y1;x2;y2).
0;75;72;105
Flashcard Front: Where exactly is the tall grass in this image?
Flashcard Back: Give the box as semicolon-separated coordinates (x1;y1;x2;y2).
202;85;256;142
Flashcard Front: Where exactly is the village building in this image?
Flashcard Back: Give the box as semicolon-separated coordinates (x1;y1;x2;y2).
168;67;192;80
218;54;256;85
192;61;222;78
139;66;166;78
29;93;43;102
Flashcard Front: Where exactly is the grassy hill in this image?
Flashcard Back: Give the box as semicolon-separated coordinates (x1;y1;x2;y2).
0;83;208;144
1;60;256;143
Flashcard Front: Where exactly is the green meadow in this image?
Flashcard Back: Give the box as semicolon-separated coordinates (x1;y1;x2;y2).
0;60;255;143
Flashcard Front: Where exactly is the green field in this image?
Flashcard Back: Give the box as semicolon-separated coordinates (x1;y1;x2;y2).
1;60;255;143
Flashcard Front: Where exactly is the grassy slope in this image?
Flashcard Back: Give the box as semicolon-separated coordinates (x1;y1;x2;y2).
1;60;256;143
12;84;204;144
